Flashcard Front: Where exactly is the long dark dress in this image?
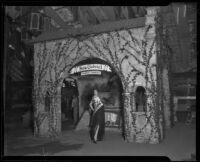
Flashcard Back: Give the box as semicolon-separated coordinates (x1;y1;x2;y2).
90;96;105;142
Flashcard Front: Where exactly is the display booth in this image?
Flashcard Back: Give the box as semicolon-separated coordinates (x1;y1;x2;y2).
32;7;171;143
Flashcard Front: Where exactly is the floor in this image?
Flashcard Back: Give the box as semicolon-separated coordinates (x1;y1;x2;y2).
4;122;196;161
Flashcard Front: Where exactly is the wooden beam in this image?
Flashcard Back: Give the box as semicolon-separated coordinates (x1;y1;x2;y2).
84;6;99;24
29;17;145;44
78;7;90;26
9;68;24;81
4;16;8;113
120;7;129;19
10;64;24;78
113;7;121;20
101;6;116;21
43;7;70;29
70;6;79;22
90;6;109;23
9;56;22;70
52;6;65;11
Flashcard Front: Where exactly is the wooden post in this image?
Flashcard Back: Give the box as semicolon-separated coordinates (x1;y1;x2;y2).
162;67;171;128
4;15;8;115
122;92;134;142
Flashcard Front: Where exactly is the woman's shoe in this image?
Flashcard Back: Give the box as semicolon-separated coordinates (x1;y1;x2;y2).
93;140;97;144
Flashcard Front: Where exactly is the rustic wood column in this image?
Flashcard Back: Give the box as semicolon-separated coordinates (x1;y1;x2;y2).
47;91;62;138
173;97;178;122
33;94;49;137
4;16;8;115
162;68;171;128
122;92;134;142
54;91;62;136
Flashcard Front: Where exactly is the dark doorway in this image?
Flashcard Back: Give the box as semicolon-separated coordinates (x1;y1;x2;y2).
135;86;146;112
61;78;79;130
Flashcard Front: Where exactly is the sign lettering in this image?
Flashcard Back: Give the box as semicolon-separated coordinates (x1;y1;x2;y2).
81;71;101;76
70;64;111;74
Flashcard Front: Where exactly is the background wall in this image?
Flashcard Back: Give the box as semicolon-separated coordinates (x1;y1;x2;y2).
75;72;122;117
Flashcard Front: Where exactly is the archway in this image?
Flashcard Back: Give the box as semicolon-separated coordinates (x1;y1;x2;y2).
68;57;124;132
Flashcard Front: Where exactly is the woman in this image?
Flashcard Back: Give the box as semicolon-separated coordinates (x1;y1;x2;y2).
89;89;105;143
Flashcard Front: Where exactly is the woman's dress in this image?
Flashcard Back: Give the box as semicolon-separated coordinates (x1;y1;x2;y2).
90;96;105;142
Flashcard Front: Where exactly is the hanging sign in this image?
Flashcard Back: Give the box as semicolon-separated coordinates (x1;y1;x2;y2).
81;71;101;76
70;64;111;74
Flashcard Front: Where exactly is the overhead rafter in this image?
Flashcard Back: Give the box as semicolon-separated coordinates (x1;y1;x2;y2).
43;6;71;29
120;7;129;19
90;6;109;23
70;6;79;22
78;7;90;26
100;6;116;21
83;6;99;24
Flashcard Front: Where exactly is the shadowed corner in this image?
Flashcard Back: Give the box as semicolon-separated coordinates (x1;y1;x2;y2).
5;141;83;156
182;153;196;161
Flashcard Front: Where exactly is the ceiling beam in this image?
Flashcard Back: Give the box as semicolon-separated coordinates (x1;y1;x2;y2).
120;7;129;19
9;56;22;69
9;67;24;81
131;7;147;18
112;7;121;20
10;62;24;77
70;6;79;22
43;6;70;29
78;7;90;26
84;7;99;24
90;6;109;23
100;6;116;21
78;6;99;25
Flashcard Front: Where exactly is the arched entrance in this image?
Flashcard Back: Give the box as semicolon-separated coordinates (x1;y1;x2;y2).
67;57;124;132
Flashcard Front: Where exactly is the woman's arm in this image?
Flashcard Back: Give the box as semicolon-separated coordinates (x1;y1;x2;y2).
89;101;94;111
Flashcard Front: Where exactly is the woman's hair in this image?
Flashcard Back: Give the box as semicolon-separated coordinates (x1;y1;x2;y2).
93;88;98;92
93;87;99;92
93;87;99;96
